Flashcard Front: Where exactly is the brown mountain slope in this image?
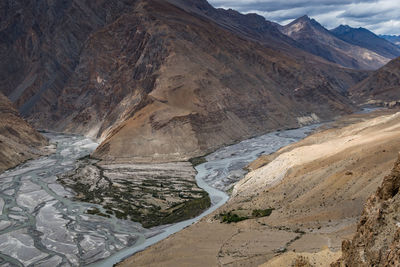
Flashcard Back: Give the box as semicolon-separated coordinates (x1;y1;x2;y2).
333;154;400;267
0;0;138;117
1;0;367;163
281;16;390;70
350;57;400;106
0;93;48;172
87;0;365;162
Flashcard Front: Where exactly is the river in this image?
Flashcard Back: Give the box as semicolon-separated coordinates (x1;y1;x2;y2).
0;124;319;266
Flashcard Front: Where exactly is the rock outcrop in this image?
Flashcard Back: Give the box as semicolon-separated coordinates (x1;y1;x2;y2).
0;92;48;172
333;154;400;266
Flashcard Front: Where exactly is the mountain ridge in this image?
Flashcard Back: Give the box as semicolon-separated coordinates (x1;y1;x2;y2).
380;34;400;47
281;15;390;70
331;25;400;59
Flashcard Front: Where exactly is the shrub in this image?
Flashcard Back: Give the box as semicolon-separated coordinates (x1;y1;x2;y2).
220;212;248;223
252;208;274;218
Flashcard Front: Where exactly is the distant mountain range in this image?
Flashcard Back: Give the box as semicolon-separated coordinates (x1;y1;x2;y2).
331;25;400;59
280;15;392;70
380;35;400;47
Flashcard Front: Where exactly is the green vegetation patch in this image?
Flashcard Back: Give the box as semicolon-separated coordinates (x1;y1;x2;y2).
219;208;274;223
252;208;274;218
144;193;211;228
220;212;248;223
59;159;212;228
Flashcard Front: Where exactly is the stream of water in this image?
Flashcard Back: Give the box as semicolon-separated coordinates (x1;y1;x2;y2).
0;124;319;266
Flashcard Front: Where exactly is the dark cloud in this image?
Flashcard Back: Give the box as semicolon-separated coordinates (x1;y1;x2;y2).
208;0;400;35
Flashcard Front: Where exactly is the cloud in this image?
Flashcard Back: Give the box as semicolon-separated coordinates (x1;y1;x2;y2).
208;0;400;35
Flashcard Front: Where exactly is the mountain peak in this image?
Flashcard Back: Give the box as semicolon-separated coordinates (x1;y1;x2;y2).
331;25;353;34
287;15;323;29
299;15;310;20
294;15;312;23
284;15;326;35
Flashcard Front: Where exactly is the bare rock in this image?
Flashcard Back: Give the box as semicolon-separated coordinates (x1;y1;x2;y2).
334;154;400;266
0;92;48;172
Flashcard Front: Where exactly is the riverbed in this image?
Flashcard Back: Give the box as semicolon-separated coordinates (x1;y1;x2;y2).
0;124;319;266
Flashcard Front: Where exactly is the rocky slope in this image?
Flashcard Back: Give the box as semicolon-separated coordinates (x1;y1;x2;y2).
1;0;368;163
0;92;48;172
281;16;390;70
350;57;400;106
118;109;400;266
333;154;400;267
331;25;400;59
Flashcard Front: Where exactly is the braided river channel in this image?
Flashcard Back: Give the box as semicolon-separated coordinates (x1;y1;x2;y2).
0;125;318;266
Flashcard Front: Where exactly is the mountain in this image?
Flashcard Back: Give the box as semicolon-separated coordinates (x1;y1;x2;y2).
331;25;400;59
333;154;400;266
0;0;367;164
350;57;400;106
0;92;48;172
380;35;400;47
281;15;390;70
166;0;302;52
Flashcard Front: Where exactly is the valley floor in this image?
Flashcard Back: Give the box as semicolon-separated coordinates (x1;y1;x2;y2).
118;108;400;267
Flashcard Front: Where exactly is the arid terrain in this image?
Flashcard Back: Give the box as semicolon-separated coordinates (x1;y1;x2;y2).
119;109;400;266
1;0;372;164
1;0;400;266
333;153;400;266
0;92;48;172
350;57;400;106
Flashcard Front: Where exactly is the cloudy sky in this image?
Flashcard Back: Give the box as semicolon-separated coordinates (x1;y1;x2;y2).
208;0;400;35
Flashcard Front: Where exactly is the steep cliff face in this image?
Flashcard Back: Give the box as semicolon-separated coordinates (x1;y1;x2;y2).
1;0;367;163
350;57;400;106
0;0;138;119
333;154;400;267
0;93;48;172
281;16;390;70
